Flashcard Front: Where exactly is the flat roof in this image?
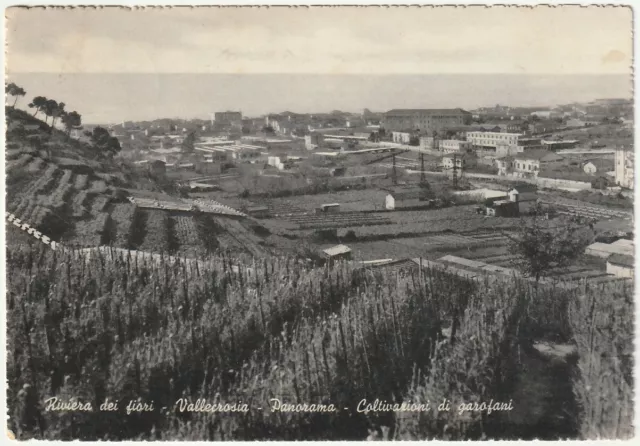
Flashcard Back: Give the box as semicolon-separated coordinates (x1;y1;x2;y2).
323;244;351;256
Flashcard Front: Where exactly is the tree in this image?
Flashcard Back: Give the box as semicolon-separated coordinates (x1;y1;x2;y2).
262;125;275;135
28;96;48;118
506;202;593;282
89;126;121;158
51;102;66;129
61;111;82;136
6;82;26;107
181;130;196;152
42;99;59;125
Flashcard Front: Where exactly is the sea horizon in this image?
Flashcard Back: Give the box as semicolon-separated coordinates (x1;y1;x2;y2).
6;72;632;125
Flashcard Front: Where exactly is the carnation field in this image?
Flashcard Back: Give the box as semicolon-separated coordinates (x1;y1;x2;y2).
6;244;634;440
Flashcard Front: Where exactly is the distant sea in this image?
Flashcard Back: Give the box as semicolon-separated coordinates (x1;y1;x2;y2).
6;73;632;124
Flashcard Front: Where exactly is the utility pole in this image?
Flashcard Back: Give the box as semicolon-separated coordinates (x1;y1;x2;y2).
452;153;458;189
420;152;426;184
392;153;397;185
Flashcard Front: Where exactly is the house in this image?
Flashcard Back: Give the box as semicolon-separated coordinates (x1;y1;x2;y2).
322;244;352;261
384;187;431;210
582;158;614;175
246;205;270;218
586;239;635;258
318;203;340;213
391;131;413;144
439;139;472;154
330;167;346;177
565;118;586;128
528;120;561;135
507;121;528;133
486;199;519;217
541;140;579;151
583;161;597;174
419;136;438;150
304;133;324;150
512;150;563;178
442;152;477;170
507;184;538;214
606;254;634;278
495;156;514;176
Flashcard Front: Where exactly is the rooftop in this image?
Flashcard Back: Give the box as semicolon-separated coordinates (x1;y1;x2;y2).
385;108;470;116
323;244;352;257
607;253;634;268
514;150;562;161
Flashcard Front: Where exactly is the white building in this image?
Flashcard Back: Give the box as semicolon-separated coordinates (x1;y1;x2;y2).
614;147;634;188
606;254;634;278
391;131;412;144
511;150;563;178
507;184;538;214
466;131;521;149
439;139;471;153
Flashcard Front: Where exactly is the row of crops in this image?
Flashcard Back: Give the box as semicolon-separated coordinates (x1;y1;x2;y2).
6;244;633;440
334;216;517;240
285;212;393;229
541;200;631;220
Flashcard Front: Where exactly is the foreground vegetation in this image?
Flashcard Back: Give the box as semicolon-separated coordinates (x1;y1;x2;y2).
6;243;633;440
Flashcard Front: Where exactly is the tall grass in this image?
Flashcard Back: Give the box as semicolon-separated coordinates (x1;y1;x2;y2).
568;282;634;439
5;244;634;440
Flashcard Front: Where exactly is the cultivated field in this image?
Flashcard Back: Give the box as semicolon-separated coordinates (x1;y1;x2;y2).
6;244;633;440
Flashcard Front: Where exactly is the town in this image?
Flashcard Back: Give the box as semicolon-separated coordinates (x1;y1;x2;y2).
66;98;633;286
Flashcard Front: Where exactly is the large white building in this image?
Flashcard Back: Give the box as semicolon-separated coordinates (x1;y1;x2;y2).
439;139;471;153
467;131;520;148
614;147;634;189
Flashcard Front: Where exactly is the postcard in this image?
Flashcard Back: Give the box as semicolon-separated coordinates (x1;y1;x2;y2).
3;4;634;441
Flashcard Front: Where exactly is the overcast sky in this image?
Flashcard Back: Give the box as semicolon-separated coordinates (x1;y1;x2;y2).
7;6;632;75
5;6;633;123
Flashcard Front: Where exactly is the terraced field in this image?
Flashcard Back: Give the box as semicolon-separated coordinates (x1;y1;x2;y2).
7;152;285;258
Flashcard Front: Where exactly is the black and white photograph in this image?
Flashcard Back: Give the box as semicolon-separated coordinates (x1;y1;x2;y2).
3;4;635;441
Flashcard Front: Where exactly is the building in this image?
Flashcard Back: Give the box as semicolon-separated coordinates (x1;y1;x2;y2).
614;147;634;189
583;161;597;175
384;187;431;210
530;110;562;120
439;139;472;154
419;136;438;150
246;206;270;218
582;159;614;176
304;133;324;150
512;150;563;178
495;156;514;176
322;244;352;262
214;111;242;128
507;184;538;214
383;108;472;132
606;254;634;278
466;131;522;156
486;200;519;217
442;152;477;170
528;120;562;135
565;118;587;128
541;140;579;151
391;131;413;144
318;203;341;213
586;239;635;258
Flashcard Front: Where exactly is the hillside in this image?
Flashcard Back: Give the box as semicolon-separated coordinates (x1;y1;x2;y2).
5;107;291;257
